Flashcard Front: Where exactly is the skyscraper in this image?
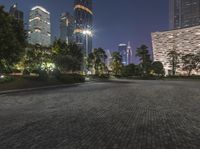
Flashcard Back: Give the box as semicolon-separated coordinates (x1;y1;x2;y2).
28;6;51;47
9;3;23;21
74;0;93;55
169;0;200;29
118;42;133;65
60;12;74;43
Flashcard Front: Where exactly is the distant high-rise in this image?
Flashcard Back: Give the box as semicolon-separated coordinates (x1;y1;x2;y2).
169;0;200;29
74;0;93;55
9;3;23;21
28;6;51;47
118;42;132;65
127;42;133;65
60;12;74;43
105;49;112;70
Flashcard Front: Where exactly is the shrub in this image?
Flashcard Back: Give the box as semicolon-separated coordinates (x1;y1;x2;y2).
51;69;61;79
58;74;85;83
23;69;30;76
0;76;14;84
38;70;49;81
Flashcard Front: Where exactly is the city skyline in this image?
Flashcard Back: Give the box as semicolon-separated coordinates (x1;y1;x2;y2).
0;0;169;63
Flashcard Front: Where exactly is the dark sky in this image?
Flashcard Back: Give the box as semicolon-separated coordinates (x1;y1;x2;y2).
0;0;169;63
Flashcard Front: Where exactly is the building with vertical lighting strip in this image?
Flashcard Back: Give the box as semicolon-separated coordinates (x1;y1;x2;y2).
118;42;133;65
60;12;74;43
28;6;51;47
74;0;93;55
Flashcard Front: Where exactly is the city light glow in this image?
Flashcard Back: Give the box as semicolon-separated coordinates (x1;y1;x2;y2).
83;30;92;36
0;75;5;79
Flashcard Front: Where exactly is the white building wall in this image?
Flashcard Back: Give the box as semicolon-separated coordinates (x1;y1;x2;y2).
152;25;200;75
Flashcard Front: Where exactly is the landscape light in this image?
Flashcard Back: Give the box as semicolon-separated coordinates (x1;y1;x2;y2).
0;75;5;79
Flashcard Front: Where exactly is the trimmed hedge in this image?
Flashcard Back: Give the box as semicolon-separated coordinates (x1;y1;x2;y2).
0;76;15;84
58;74;85;83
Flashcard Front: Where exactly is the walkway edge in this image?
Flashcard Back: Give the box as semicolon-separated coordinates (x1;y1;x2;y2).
0;82;88;95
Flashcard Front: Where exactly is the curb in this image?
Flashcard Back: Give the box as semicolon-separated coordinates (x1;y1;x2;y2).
0;82;88;95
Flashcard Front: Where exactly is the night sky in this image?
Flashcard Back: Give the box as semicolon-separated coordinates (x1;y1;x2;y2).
0;0;169;63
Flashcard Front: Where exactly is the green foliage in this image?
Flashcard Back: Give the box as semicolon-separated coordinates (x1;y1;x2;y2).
136;45;152;76
182;53;200;76
24;44;52;73
38;70;49;81
87;48;108;76
0;6;26;73
52;40;83;72
122;64;136;77
23;69;30;76
58;74;85;83
167;50;181;76
111;52;123;76
151;61;165;77
0;76;15;84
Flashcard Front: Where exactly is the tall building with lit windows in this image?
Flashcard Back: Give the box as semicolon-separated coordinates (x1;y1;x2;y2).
60;12;74;43
74;0;93;55
118;42;133;65
28;6;51;46
169;0;200;29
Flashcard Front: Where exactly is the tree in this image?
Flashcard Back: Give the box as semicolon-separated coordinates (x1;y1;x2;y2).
52;40;83;73
87;48;108;76
167;50;180;76
151;61;165;77
0;6;26;73
24;44;52;73
122;64;136;77
111;52;123;76
182;53;200;76
136;45;152;76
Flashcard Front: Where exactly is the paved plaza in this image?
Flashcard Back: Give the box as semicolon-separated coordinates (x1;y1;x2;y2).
0;80;199;149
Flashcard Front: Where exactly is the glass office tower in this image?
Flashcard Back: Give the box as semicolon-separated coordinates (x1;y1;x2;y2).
60;12;74;43
169;0;200;29
74;0;93;55
28;6;51;47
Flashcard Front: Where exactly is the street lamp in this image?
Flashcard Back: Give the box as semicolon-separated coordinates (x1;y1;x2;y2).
83;29;92;57
82;29;92;75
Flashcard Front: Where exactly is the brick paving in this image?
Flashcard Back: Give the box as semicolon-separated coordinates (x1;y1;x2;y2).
0;80;199;149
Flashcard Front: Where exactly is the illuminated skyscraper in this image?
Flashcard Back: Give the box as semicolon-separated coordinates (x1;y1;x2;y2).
74;0;93;55
169;0;200;29
28;6;51;46
118;42;133;65
60;12;74;43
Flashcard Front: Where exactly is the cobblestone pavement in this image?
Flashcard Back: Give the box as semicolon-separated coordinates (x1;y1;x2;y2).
0;80;199;149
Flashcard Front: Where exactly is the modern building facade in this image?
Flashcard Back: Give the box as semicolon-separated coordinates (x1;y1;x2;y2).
152;25;200;75
169;0;200;29
105;49;112;70
9;3;23;21
118;42;133;65
28;6;51;47
74;0;93;55
60;12;74;43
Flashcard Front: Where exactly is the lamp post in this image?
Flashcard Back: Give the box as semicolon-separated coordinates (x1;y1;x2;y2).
83;29;92;57
83;30;92;75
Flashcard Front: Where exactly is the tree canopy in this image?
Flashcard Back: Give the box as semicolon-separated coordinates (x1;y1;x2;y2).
136;45;152;76
0;6;26;73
